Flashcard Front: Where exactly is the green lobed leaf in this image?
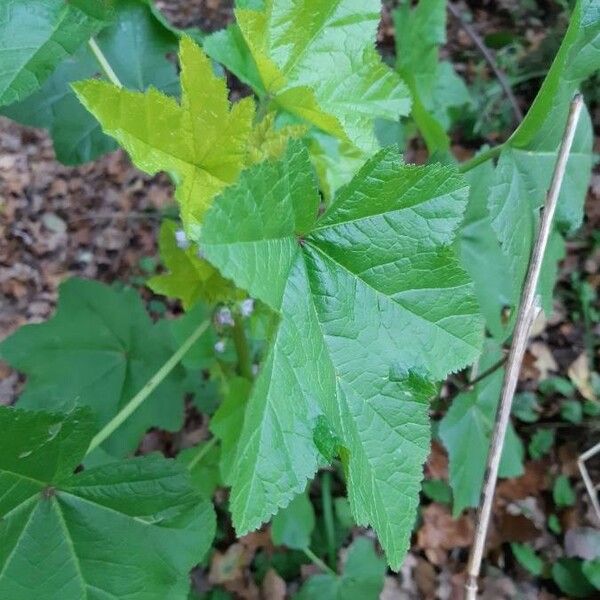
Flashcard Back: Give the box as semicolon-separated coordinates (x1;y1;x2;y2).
439;340;524;516
197;141;483;568
271;490;315;550
459;159;513;340
394;0;472;153
205;0;410;154
74;36;255;231
0;278;198;457
149;220;241;307
2;0;181;165
295;538;386;599
0;406;215;600
487;0;599;317
0;0;113;106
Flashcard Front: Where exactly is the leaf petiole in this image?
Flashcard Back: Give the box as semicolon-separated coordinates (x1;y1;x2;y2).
303;547;336;576
86;318;211;455
187;436;218;471
232;313;253;380
321;471;336;568
87;37;122;88
458;143;505;173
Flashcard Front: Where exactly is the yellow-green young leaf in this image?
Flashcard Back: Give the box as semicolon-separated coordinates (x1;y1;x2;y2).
197;141;483;569
73;36;255;231
205;0;410;154
0;406;215;600
148;220;241;307
246;112;308;166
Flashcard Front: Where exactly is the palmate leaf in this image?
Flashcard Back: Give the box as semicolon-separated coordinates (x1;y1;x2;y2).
0;0;113;106
74;36;255;232
204;0;410;154
0;278;203;457
196;141;483;568
0;406;215;600
488;0;599;315
439;340;524;516
1;0;180;165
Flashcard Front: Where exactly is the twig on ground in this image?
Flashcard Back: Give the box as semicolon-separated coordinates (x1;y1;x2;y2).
447;2;523;125
578;441;600;523
464;93;584;600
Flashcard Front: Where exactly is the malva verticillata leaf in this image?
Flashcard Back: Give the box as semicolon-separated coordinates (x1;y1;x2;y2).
196;141;484;569
148;220;242;307
487;0;599;318
0;278;200;457
458;159;513;340
296;537;386;599
394;0;472;154
1;0;180;165
271;491;315;551
73;36;255;232
0;406;215;600
0;0;113;106
439;340;524;516
204;0;411;154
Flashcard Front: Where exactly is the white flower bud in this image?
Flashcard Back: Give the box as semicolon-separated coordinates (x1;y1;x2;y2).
175;229;189;250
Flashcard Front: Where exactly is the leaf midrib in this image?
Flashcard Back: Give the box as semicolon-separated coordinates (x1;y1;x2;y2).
304;240;479;352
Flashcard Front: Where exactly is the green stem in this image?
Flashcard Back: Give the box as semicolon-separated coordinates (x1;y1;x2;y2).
187;437;218;471
88;38;122;88
232;314;253;380
321;471;336;569
303;548;336;576
458;143;505;173
86;319;210;455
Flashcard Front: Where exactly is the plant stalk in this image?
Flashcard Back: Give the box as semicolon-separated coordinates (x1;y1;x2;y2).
86;319;211;455
303;548;336;576
464;93;584;599
88;38;122;88
187;436;218;471
458;143;504;174
232;313;253;380
321;471;336;569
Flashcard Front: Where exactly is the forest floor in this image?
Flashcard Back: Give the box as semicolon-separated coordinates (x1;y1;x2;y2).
0;1;598;598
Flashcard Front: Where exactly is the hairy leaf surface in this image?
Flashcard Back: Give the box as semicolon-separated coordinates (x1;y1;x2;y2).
0;406;215;600
0;0;113;106
0;278;198;456
2;0;180;164
197;141;483;568
205;0;410;153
